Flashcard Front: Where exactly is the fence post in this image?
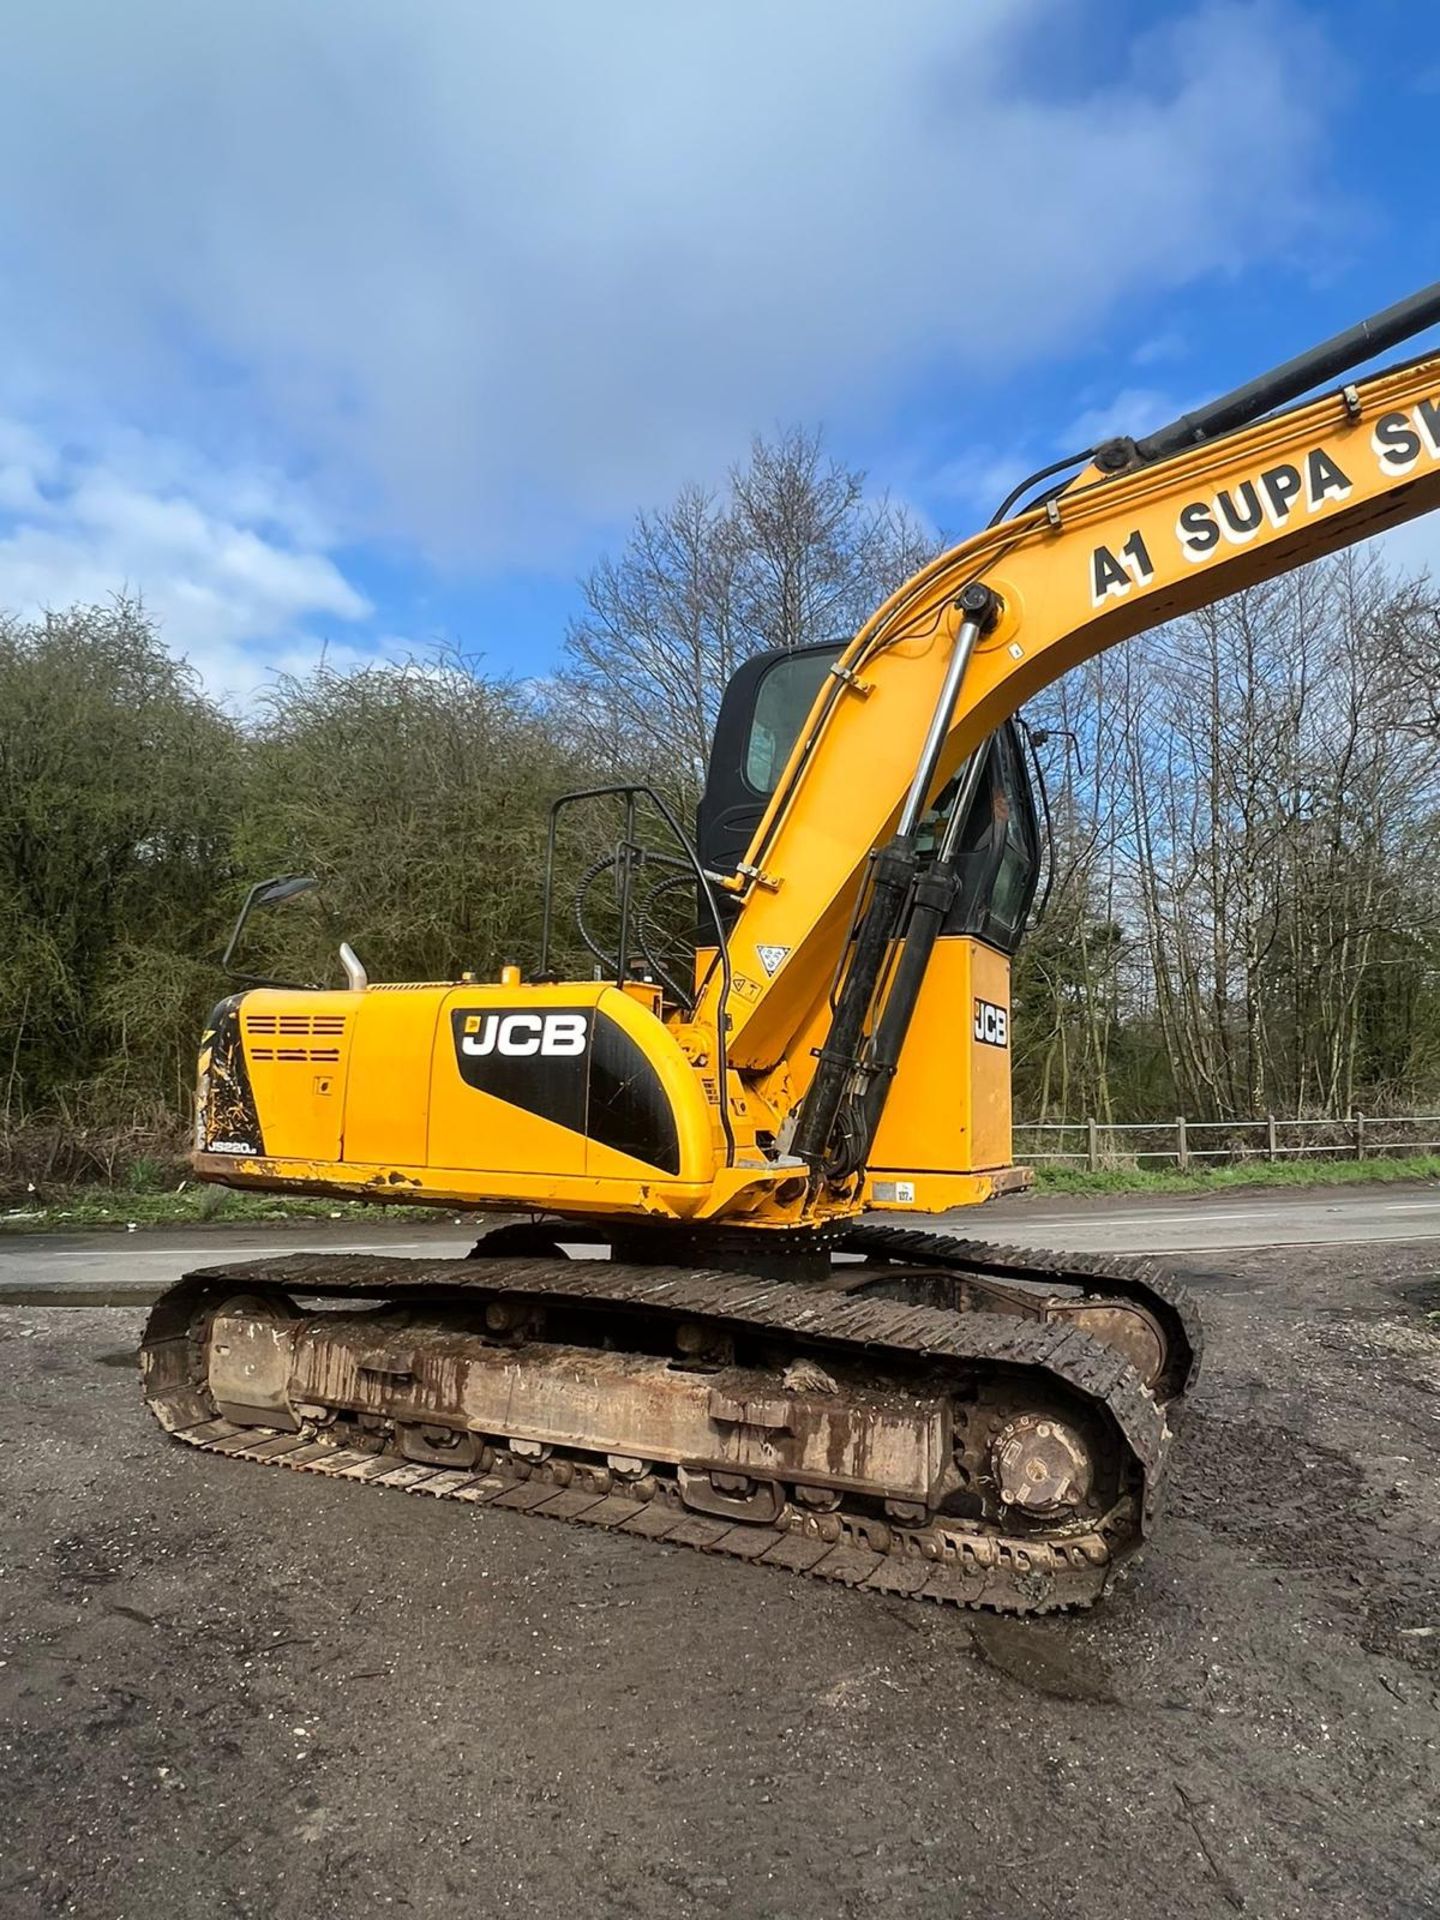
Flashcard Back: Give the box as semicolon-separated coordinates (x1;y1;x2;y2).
1087;1118;1099;1173
1355;1111;1366;1161
1176;1115;1189;1171
1267;1113;1278;1162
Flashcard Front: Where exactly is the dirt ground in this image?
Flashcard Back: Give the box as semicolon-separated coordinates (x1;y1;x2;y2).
1;1238;1437;1920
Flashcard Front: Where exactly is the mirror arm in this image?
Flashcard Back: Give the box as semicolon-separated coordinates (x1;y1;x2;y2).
220;873;323;989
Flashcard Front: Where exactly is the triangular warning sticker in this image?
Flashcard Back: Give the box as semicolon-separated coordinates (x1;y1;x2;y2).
756;944;789;977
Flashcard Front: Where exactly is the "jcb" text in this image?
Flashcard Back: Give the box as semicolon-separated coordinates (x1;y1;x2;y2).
461;1012;588;1058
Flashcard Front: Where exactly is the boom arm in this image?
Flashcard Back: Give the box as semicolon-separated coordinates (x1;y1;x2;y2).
697;312;1440;1160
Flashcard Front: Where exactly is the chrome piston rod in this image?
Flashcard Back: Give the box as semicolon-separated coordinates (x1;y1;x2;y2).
896;586;994;837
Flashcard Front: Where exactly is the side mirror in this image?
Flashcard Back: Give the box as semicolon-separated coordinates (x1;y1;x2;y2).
221;874;322;988
253;873;320;909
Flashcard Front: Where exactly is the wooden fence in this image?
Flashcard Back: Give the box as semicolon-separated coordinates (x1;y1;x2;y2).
1013;1114;1440;1172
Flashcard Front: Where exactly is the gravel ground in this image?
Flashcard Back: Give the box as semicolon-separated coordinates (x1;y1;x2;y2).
1;1240;1437;1920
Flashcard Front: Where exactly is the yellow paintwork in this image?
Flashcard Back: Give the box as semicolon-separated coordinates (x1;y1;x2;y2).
232;991;356;1162
867;939;1013;1178
197;345;1440;1233
200;1149;814;1224
203;978;818;1226
342;986;439;1167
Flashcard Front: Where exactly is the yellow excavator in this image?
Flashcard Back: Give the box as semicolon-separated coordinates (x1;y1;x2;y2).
142;282;1440;1612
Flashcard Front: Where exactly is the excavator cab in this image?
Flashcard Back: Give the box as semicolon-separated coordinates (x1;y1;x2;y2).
694;642;1043;1200
698;639;1041;957
922;720;1040;956
697;641;846;897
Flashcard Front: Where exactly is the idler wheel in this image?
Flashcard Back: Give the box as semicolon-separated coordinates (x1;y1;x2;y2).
991;1414;1093;1518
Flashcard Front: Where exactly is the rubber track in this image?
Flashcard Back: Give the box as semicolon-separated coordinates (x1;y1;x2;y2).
143;1253;1172;1612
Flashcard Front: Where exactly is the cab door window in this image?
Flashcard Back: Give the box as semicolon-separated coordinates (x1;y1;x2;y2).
923;724;1040;954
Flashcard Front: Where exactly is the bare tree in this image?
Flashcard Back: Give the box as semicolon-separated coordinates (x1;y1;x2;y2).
559;426;932;795
1016;547;1440;1123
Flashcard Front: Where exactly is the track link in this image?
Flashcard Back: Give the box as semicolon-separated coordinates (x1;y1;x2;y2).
838;1224;1203;1400
140;1246;1181;1615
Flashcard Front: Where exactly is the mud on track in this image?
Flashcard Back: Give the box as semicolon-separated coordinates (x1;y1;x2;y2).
0;1238;1436;1920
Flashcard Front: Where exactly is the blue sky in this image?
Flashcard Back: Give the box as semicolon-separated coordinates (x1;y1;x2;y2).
0;0;1435;699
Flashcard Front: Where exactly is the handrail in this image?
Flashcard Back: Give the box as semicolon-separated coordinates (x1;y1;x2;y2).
539;782;736;1169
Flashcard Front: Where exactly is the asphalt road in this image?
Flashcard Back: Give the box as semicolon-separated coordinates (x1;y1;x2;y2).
2;1229;1437;1919
984;1184;1440;1254
3;1182;1440;1304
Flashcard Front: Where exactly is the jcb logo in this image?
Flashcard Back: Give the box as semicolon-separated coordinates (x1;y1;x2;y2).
461;1011;588;1058
973;998;1008;1048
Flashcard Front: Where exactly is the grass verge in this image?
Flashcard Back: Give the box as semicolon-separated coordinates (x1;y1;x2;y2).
0;1186;476;1233
2;1151;1438;1231
1031;1154;1440;1195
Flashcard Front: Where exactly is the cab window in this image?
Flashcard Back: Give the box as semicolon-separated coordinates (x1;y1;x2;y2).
921;724;1040;954
743;648;839;794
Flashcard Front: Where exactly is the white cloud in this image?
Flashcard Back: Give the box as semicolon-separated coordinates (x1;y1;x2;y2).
1066;388;1187;448
1132;331;1189;369
926;452;1035;519
0;1;1336;566
0;421;371;698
